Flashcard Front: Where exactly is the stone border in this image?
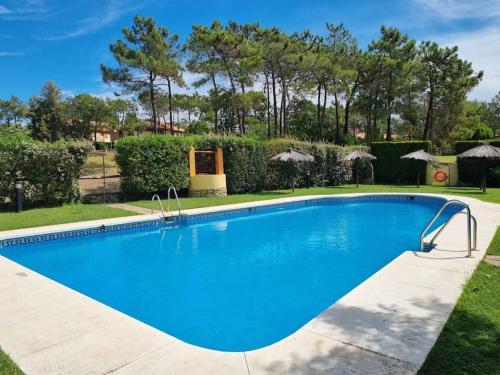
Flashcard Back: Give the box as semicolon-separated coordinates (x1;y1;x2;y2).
0;193;499;374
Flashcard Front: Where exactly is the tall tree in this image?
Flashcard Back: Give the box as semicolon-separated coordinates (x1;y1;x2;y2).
369;26;416;141
419;41;482;142
101;16;183;134
29;81;68;141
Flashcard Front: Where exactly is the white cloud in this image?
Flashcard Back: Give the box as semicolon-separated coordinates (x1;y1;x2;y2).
0;0;49;20
434;25;500;100
413;0;500;20
34;1;143;41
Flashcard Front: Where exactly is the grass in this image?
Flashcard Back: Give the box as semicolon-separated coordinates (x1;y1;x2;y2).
0;348;23;375
81;151;118;177
418;228;500;375
128;184;500;211
436;155;457;163
0;204;135;232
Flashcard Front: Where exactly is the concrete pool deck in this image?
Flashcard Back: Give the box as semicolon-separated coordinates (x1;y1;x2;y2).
0;193;498;374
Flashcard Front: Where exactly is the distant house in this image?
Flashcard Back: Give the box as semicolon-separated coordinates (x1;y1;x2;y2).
91;120;185;145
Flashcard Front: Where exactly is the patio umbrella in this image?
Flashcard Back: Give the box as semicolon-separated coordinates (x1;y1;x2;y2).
269;148;314;191
341;151;377;188
400;149;438;188
457;143;500;192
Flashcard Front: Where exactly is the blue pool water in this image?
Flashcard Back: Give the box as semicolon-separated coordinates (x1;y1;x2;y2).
0;197;456;351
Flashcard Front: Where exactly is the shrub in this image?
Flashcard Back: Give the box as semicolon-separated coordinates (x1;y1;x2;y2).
0;135;93;208
265;139;368;189
455;140;500;186
371;141;432;184
192;136;267;193
115;136;192;195
115;135;364;196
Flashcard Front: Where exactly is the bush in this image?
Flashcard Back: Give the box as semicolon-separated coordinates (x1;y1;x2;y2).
455;140;500;186
192;136;267;193
115;136;192;195
265;139;367;189
115;135;364;195
371;141;432;184
0;134;92;208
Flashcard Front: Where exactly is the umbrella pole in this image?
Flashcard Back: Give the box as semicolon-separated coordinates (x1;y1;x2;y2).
482;158;486;193
416;162;420;188
291;161;295;192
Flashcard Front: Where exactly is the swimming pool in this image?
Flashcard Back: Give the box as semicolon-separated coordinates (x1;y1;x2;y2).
0;195;457;352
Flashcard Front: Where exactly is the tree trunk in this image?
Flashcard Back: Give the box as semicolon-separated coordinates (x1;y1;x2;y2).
317;83;322;136
265;73;271;139
343;101;350;137
423;87;434;140
334;92;340;144
386;111;392;141
211;75;218;133
321;84;327;139
240;83;246;134
167;78;174;136
271;70;278;137
149;71;158;134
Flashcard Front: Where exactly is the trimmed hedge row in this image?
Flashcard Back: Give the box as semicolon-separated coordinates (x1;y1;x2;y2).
371;141;432;184
115;135;368;195
455;140;500;186
265;139;368;190
0;133;92;207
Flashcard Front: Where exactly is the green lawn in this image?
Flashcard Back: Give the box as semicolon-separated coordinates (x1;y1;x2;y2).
418;228;500;375
0;348;23;375
129;184;500;211
436;155;457;163
0;204;135;232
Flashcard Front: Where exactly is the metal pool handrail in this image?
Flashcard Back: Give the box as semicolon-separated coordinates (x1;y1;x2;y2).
420;200;475;257
151;194;167;220
167;186;181;218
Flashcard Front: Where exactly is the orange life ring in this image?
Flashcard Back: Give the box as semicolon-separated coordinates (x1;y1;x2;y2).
433;170;448;183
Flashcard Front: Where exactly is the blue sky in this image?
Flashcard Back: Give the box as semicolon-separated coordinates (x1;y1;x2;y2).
1;0;499;101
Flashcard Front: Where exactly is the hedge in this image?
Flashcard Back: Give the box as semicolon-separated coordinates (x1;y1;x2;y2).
265;139;368;189
371;141;432;184
115;135;368;195
455;140;500;187
0;133;92;208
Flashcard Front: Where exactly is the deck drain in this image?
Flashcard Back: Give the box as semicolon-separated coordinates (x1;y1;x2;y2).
15;272;28;277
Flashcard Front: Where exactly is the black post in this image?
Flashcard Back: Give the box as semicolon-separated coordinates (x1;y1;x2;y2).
291;161;295;192
15;180;23;213
306;171;310;189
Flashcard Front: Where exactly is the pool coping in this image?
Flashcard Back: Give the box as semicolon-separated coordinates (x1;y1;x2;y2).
0;193;499;374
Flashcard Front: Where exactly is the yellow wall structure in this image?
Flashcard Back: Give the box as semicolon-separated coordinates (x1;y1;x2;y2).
189;174;227;197
426;162;458;186
188;147;227;197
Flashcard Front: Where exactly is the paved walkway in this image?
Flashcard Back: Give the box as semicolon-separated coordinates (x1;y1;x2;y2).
106;203;158;215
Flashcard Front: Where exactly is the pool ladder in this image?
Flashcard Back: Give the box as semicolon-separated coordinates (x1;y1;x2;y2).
420;200;477;257
151;186;181;221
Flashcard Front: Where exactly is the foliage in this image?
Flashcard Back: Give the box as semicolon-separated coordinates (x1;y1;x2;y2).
185;120;211;135
28;81;68;141
265;139;367;189
101;16;184;134
115;135;366;195
371;141;432;183
0;134;93;207
455;140;500;187
115;135;191;195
